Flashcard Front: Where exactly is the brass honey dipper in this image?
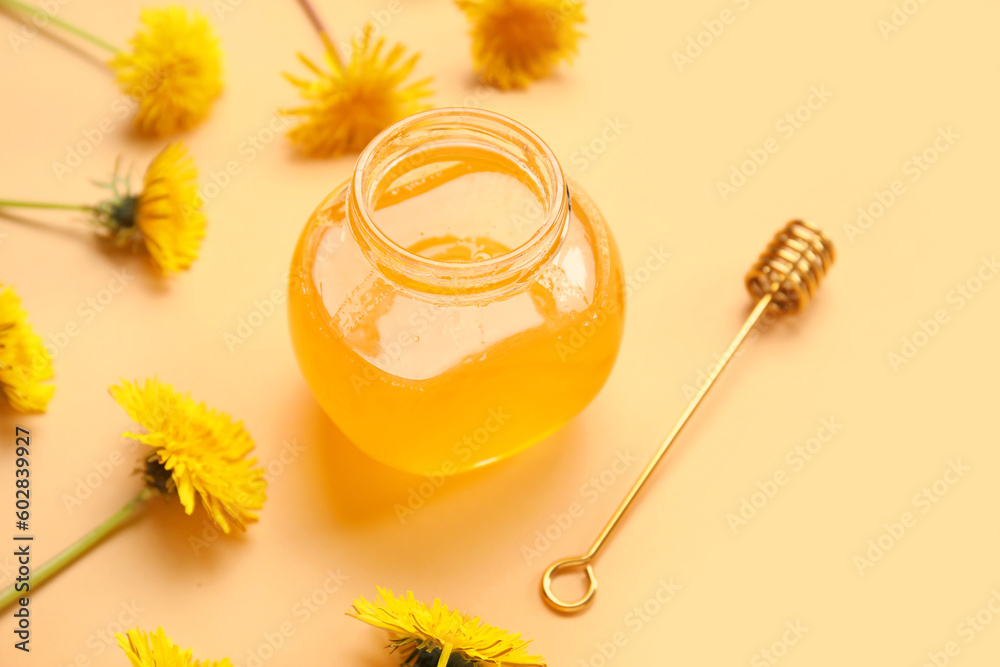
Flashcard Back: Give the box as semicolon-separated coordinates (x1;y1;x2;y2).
542;220;836;612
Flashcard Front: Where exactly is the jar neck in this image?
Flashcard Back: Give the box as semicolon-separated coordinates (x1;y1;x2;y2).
346;107;570;301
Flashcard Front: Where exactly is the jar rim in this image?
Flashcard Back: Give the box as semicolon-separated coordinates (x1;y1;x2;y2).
348;107;570;299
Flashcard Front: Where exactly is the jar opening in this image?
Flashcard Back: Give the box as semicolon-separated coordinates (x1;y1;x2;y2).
348;108;569;298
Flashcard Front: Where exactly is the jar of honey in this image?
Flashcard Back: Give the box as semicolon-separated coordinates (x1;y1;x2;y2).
289;108;625;475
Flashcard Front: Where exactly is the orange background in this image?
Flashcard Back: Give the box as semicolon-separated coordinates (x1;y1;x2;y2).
2;0;1000;665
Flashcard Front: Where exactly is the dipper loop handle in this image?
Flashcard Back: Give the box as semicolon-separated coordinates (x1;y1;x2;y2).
542;557;597;613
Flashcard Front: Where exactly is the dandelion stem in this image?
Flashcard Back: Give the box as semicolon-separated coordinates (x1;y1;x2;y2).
0;488;152;611
293;0;342;67
0;199;95;213
0;0;120;53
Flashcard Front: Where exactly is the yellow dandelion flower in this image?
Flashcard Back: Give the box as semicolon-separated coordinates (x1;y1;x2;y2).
283;23;433;157
0;284;54;413
0;379;265;612
455;0;585;89
94;141;206;275
349;588;546;667
117;627;233;667
0;1;221;134
0;142;205;275
110;6;224;136
110;378;266;534
129;142;206;274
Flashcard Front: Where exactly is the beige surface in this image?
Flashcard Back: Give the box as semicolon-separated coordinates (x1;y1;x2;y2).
1;0;999;664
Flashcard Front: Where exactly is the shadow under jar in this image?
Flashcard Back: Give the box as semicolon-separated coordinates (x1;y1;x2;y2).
289;108;625;475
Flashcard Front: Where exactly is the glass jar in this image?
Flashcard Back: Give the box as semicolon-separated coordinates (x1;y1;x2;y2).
288;108;625;475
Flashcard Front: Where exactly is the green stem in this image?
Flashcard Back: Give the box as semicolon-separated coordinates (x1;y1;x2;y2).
0;0;120;53
0;488;152;611
0;199;94;212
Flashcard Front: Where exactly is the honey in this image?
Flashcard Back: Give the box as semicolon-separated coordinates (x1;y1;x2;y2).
288;109;625;475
